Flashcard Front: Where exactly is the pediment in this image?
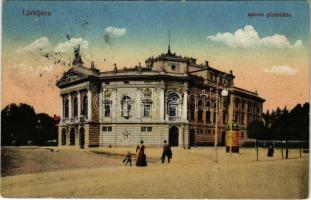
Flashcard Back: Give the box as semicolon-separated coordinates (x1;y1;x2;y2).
56;69;88;87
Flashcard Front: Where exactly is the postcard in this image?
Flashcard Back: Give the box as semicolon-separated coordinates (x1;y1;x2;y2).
1;0;309;199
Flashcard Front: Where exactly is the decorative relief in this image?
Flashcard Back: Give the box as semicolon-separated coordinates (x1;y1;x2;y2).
122;129;131;141
104;89;112;98
143;88;152;98
57;71;87;86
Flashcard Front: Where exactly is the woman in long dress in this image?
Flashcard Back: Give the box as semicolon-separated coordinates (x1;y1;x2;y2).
136;140;147;167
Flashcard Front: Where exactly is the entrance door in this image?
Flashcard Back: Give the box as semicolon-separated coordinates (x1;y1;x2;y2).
169;126;179;146
190;129;195;146
70;128;75;145
79;128;85;149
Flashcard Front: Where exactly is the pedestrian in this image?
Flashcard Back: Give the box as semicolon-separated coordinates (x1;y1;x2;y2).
267;145;274;157
123;151;132;166
136;140;147;167
162;140;172;163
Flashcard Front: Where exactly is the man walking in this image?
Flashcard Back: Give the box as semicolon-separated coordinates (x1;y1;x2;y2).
162;140;172;163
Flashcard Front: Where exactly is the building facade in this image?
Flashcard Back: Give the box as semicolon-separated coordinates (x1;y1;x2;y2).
56;47;265;148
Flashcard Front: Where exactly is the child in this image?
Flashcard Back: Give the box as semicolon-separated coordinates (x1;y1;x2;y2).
123;151;132;166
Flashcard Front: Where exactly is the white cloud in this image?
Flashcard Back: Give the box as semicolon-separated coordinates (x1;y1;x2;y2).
105;26;126;37
12;63;54;76
17;37;89;55
264;65;298;76
207;25;303;49
13;63;53;74
16;37;52;53
54;37;89;53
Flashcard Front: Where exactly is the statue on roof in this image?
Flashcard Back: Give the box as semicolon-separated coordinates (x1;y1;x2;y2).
72;45;84;66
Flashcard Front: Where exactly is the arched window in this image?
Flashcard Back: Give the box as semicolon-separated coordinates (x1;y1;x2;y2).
167;93;180;117
73;96;78;118
82;95;88;118
64;99;69;119
198;100;203;122
121;96;131;119
189;96;196;120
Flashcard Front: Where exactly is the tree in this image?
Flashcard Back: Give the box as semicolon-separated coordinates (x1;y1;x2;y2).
2;103;58;146
35;113;58;145
247;120;267;140
2;103;37;145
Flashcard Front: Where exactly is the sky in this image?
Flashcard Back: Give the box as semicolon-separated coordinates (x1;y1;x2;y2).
2;1;309;116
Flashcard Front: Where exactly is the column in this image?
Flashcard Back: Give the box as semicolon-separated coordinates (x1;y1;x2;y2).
88;89;92;121
182;90;188;121
112;88;117;119
60;95;63;121
136;88;141;119
228;94;234;124
77;92;81;120
99;89;103;121
68;93;72;121
159;88;164;121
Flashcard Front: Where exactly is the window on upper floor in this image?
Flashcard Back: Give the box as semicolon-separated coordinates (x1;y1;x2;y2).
121;95;131;119
171;64;176;70
235;99;239;109
73;96;78;118
82;95;88;118
167;93;180;117
143;89;152;117
206;111;211;123
222;112;227;124
198;100;203;122
104;100;111;117
189;96;196;120
143;103;151;117
64;98;69;119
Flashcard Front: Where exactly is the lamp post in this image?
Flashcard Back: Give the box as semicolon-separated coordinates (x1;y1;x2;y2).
79;114;85;149
213;77;228;163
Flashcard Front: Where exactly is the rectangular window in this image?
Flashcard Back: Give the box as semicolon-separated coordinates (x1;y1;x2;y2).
124;81;129;84
206;111;211;123
198;110;203;122
141;126;152;132
213;112;216;123
102;126;112;132
223;112;226;123
235;99;239;109
190;109;195;120
105;82;110;85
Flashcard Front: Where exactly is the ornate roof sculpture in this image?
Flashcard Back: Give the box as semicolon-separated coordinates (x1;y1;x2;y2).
72;45;84;66
56;46;100;88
